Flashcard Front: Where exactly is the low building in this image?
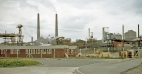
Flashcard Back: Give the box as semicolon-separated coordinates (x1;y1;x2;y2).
117;44;132;50
68;46;78;57
113;33;122;40
0;45;78;58
113;41;122;47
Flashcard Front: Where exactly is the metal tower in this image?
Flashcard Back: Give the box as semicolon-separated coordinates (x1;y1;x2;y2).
16;24;24;46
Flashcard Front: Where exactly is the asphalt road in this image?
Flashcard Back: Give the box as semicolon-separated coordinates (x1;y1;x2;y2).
78;58;142;74
0;66;79;74
33;58;122;67
0;58;141;74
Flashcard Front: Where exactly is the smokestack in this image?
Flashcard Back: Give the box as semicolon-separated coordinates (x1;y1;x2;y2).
102;27;104;40
55;14;58;37
88;28;90;39
91;32;93;38
37;13;40;40
31;37;33;45
138;24;139;38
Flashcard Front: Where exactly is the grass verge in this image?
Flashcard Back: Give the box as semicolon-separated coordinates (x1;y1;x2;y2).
0;58;41;67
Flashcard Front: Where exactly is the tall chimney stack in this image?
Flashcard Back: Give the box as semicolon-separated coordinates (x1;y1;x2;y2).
37;13;40;40
102;27;104;40
88;28;90;39
138;24;139;38
55;14;58;37
31;37;33;45
91;32;93;38
138;24;140;47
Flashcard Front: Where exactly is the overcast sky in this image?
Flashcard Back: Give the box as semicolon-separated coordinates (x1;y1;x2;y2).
0;0;142;42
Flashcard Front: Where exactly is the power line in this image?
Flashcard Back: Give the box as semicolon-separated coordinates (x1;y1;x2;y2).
128;4;142;25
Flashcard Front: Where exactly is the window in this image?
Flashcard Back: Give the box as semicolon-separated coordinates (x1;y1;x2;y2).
11;49;20;54
18;50;20;54
42;49;46;54
36;49;40;54
31;49;35;54
1;49;5;54
11;49;14;54
47;49;52;54
26;49;30;54
71;49;74;54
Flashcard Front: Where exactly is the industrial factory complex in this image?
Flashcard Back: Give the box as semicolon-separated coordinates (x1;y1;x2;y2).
0;13;79;58
0;13;142;58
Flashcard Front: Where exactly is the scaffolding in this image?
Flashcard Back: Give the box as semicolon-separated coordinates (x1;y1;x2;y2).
0;31;18;46
16;24;24;46
0;24;24;46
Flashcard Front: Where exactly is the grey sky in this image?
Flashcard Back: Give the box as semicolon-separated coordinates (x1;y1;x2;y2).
0;0;142;42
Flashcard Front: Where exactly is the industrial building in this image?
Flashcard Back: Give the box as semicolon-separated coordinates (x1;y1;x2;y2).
125;30;136;40
113;33;122;40
0;13;80;58
0;12;141;58
0;45;78;58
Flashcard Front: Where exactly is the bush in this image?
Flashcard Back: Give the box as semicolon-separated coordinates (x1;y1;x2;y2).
0;58;41;67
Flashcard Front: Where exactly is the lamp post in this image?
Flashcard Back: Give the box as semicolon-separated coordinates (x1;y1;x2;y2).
122;25;124;61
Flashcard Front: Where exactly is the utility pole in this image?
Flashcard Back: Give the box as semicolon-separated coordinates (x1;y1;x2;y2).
85;37;87;49
138;24;140;48
122;25;124;61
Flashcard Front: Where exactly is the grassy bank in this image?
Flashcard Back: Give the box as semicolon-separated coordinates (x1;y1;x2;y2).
0;58;41;67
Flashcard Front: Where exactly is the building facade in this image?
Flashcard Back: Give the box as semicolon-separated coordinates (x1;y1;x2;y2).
125;30;136;40
0;45;78;58
113;33;122;40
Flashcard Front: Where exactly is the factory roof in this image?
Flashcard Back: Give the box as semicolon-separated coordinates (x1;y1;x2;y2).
0;46;66;49
0;45;78;49
68;46;77;49
113;33;121;35
39;44;51;46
